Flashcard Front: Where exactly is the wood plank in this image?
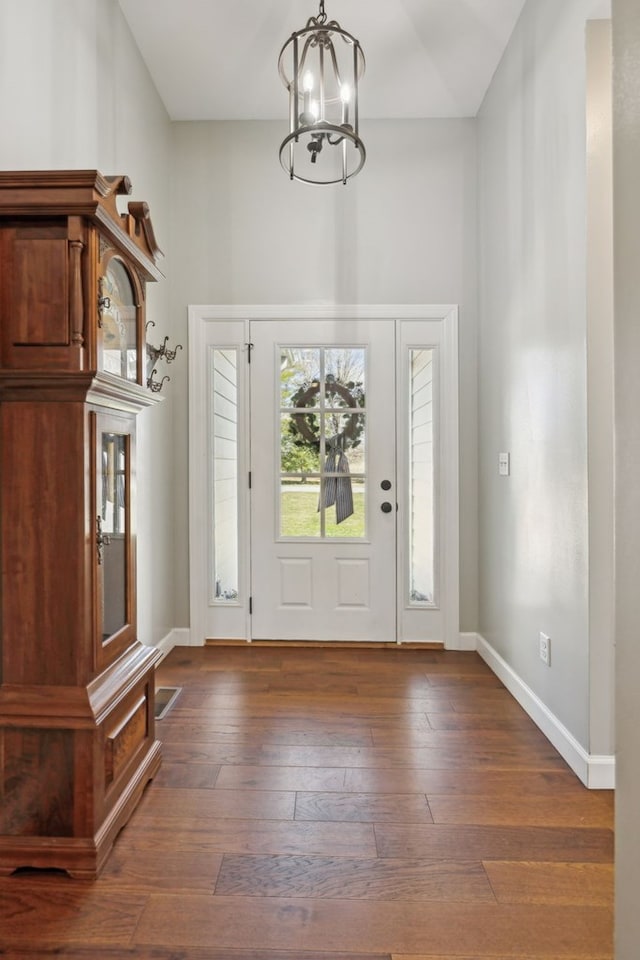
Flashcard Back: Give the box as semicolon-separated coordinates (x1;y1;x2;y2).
256;742;567;770
137;787;296;821
370;725;557;748
132;894;612;957
294;792;433;823
209;764;348;792
392;956;612;960
177;692;454;717
344;767;594;796
484;861;614;906
375;823;614;862
426;711;548;730
118;816;378;858
157;718;375;746
215;854;494;901
153;761;221;788
0;886;146;944
0;950;389;960
428;795;613;828
99;848;223;892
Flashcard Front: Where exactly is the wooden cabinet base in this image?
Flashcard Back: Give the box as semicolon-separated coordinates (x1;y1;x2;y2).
0;740;161;879
0;643;162;879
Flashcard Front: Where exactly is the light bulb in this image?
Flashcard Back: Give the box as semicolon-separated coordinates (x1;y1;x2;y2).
340;85;351;125
303;71;314;93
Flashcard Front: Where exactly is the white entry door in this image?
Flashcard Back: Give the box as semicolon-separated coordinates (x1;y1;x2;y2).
250;320;397;641
188;305;459;647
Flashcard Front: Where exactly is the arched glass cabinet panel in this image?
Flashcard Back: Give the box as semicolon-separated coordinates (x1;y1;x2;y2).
99;257;139;381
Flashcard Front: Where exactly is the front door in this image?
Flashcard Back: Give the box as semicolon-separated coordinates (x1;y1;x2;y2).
250;320;396;641
188;305;459;647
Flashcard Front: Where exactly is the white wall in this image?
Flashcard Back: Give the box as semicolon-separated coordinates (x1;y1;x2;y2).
0;0;175;648
170;118;479;631
612;0;640;952
477;0;614;758
586;20;615;760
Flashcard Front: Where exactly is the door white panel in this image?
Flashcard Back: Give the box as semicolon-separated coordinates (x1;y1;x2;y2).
279;558;313;607
250;319;396;642
336;559;370;607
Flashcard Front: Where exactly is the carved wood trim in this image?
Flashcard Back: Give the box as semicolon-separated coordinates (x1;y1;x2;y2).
127;201;163;261
68;238;84;347
104;694;147;787
99;233;113;261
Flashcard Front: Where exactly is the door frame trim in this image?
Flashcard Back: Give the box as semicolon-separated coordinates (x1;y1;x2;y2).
188;304;460;648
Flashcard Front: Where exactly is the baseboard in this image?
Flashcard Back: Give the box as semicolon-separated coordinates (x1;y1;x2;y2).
477;634;615;790
457;631;480;651
153;627;194;662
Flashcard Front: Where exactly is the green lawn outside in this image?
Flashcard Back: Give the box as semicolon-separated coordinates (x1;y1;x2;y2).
281;488;366;538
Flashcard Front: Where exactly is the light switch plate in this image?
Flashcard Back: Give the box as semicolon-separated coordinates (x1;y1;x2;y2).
498;452;510;476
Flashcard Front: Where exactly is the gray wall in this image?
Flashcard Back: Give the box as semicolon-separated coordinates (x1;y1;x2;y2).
0;0;175;648
477;0;614;755
586;20;615;759
170;119;479;632
612;0;640;953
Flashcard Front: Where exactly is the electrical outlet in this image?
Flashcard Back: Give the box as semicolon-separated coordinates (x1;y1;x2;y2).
539;632;551;666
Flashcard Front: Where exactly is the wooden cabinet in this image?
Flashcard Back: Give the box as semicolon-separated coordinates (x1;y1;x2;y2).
0;171;163;878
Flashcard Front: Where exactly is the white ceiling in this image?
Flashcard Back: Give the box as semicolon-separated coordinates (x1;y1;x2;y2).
118;0;530;121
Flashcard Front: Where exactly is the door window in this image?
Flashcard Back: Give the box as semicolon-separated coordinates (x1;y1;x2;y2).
409;347;436;605
279;346;366;539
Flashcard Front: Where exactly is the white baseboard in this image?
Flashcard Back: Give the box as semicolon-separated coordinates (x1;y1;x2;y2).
457;631;480;651
476;634;615;790
171;627;195;646
152;627;194;662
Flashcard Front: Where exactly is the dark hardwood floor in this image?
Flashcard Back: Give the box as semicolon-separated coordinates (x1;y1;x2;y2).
0;645;614;959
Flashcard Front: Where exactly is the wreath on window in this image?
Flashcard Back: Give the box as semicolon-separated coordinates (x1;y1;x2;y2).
289;376;365;450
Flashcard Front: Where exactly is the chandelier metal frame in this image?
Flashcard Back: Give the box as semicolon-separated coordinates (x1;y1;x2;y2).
278;0;366;185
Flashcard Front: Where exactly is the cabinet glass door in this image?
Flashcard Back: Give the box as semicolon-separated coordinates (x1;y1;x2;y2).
98;256;140;382
95;412;135;665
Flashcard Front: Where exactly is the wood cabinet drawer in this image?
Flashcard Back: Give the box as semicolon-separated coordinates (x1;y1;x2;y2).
104;689;148;788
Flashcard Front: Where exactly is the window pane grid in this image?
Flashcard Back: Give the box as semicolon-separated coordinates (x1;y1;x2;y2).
279;346;366;539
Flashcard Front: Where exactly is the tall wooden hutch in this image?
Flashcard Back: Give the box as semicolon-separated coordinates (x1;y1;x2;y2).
0;171;163;878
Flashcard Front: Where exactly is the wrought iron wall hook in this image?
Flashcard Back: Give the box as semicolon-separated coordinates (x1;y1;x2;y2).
158;335;183;364
147;368;170;393
146;329;183;366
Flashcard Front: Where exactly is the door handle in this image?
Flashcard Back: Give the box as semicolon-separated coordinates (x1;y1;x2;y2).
380;501;393;514
96;515;112;565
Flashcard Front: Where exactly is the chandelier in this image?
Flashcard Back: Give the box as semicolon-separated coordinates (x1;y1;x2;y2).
278;0;366;185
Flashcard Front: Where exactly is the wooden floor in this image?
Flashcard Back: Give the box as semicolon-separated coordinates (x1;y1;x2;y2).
0;645;613;959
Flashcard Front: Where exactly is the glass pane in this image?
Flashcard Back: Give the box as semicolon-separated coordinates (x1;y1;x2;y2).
279;345;367;539
325;477;366;537
100;433;127;640
281;482;321;537
101;258;137;381
280;413;321;475
323;412;365;474
409;348;435;604
280;348;321;407
212;349;239;600
325;348;366;408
